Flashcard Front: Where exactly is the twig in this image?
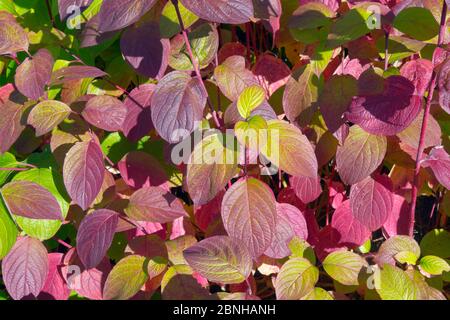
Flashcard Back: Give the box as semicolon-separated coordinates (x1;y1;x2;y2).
56;238;72;249
384;30;390;71
45;0;56;27
409;1;447;236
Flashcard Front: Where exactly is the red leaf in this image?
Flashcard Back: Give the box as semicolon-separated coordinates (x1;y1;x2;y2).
290;175;322;204
382;193;411;238
265;207;296;259
252;54;290;97
39;253;70;300
400;58;433;96
276;202;309;241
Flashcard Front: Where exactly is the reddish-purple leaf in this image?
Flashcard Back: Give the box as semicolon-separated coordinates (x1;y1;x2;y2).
122;84;155;141
221;178;277;258
0;13;29;55
195;191;224;232
63;139;105;210
276;202;309;241
126;234;168;259
300;0;340;11
125;186;187;223
313;225;346;262
252;54;290;97
218;42;247;65
1;237;49;300
1;181;63;220
151;71;207;143
82;95;127;131
51;66;107;85
382;194;411;238
98;0;158;32
14;49;54;100
334;57;370;79
350;175;394;231
331;200;371;247
0;98;26;153
345;75;422;136
437;58;449;113
80;14;117;48
121;21;169;79
180;0;253;24
39;253;70;300
58;0;93;20
118;151;168;189
400;58;433;96
290;175;322;204
77;209;119;269
421;146;450;190
265;213;294;259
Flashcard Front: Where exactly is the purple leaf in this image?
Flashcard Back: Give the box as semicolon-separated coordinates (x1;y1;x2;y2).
63;139;105;210
346;75;422;136
118;151;168;189
76;209;119;269
39;253;70;300
121;21;170;79
51;66;107;85
98;0;158;32
180;0;253;24
221;178;277;258
122;84;155;141
14;49;54;100
331;200;371;247
2;237;49;300
0;98;26;153
151;71;207;143
82;95;127;131
1;181;63;220
400;58;433;96
0;12;29;55
80;14;118;48
437;58;449;113
350;175;394;231
276;202;309;241
290;175;322;204
124;186;187;223
421;146;450;190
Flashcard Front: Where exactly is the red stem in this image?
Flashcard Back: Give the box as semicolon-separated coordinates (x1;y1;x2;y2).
409;1;447;236
171;0;221;129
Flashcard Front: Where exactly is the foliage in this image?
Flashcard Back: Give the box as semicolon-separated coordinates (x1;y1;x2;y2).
0;0;449;300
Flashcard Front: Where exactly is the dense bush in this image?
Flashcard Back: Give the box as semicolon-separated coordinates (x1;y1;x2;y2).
0;0;449;300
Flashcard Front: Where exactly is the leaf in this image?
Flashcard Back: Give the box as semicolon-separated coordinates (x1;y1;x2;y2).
98;0;158;32
1;237;48;300
382;194;411;238
288;2;333;43
264;213;294;259
331;200;371;248
51;66;107;85
151;71;207;143
400;59;433;96
261;120;318;178
122;84;155;142
63;139;105;210
252;54;291;97
301;287;334;300
419;256;450;275
27;100;71;136
319;75;358;133
327;8;373;48
346;75;422;136
121;21;170;79
160;0;198;38
336;125;387;185
437;58;449;113
323;250;368;286
77;209;119;269
397;110;441;152
186;133;239;205
221;178;277;258
0;13;29;55
39;253;70;300
275;257;319;300
1;180;63;220
394;250;418;265
283;64;319;127
0;152;17;186
118;151;168;189
161;264;212;300
421;147;450;190
169;23;219;71
235;115;268;151
214;55;259;101
276;203;308;241
103;255;149;300
224;100;276;126
350;175;393;231
376;264;417;300
290;175;322;204
14;49;54;100
82;95;127;132
420;229;450;259
124;186;187;223
393;7;439;41
179;0;253;24
183;236;252;284
0;198;17;260
376;235;421;266
237;85;266;119
0;99;26;154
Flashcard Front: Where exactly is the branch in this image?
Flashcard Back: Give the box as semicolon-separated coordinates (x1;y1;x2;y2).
408;1;447;236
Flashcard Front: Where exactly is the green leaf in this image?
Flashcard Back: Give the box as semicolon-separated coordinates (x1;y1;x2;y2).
11;168;70;240
160;0;198;38
288;237;316;265
394;250;418;265
300;287;334;300
419;256;450;275
103;255;149;300
420;229;450;259
358;239;371;254
0;0;16;14
393;7;439;41
28;100;71;137
376;235;421;266
235;115;268;150
237;85;266;119
327;8;373;48
275;257;319;300
323;250;368;286
376;265;417;300
0;197;17;260
0;152;17;186
288;2;332;44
